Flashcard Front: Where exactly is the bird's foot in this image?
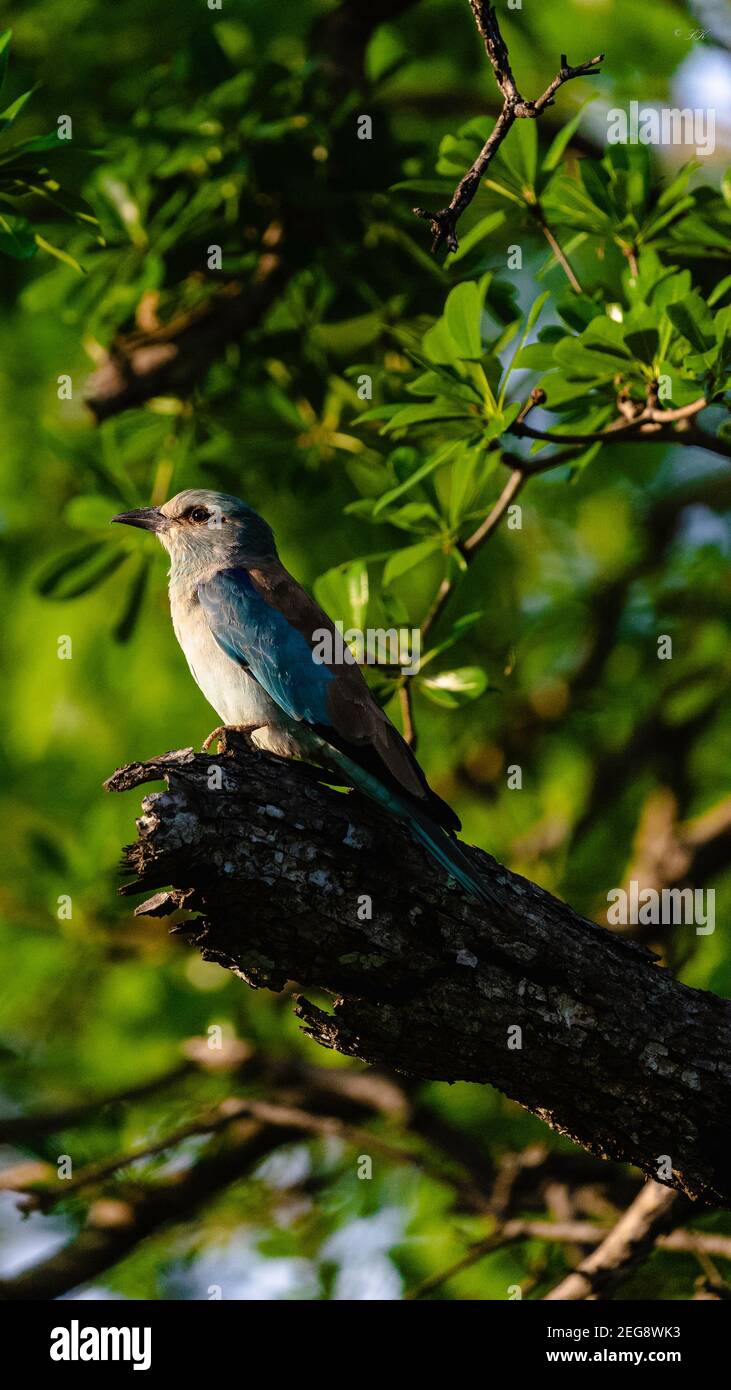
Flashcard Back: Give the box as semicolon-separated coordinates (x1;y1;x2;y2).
201;725;227;753
201;723;265;754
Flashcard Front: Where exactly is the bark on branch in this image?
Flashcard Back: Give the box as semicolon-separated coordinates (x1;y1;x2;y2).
106;735;731;1208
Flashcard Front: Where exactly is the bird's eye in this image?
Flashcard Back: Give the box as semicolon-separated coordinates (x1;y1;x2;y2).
188;506;210;524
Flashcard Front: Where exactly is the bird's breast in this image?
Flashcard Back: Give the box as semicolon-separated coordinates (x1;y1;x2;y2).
169;590;282;733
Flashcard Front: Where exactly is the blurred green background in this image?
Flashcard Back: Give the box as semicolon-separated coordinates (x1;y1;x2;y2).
0;0;730;1299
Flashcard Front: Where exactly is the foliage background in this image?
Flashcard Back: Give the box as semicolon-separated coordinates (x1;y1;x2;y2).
0;0;730;1299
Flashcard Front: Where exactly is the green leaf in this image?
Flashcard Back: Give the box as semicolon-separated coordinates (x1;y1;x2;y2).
484;276;519;326
656;163;695;211
482;175;525;207
373;443;460;514
525;290;550;334
355;403;408;425
653;362;703;407
553;294;601;334
500;292;549;403
639;197;694;244
623;326;659;364
406;369;480;405
506;118;537;191
514;341;557;371
665;293;715;352
0;132;65;164
114;556;151;643
445;210;505;264
33;234;84;273
382;538;442;586
491;401;521;437
0;30;12;96
443;445;483;527
382;400;474;433
64;495;120;530
382;501;441;532
310;311;383;357
444;280;483;359
579;159;613;216
0;211;36;258
422;315;462;366
314;558;370;630
367;25;407;83
668;212;731;254
543;174;613;234
23;177;103;236
35;543;128;599
0;84;36;132
390;178;454;195
708;274;731;309
419;665;489;708
390;445;425;483
541;100;594;173
539;372;603;407
419;612;483;667
554;338;627;382
583;317;632;355
622;310;660;365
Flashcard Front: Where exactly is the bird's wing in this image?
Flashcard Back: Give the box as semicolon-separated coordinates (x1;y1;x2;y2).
197;563;460;831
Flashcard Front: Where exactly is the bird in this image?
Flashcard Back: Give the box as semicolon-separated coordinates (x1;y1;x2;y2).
112;489;490;905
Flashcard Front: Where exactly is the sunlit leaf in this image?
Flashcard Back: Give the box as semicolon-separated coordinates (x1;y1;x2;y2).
383;537;442;586
419;665;489;708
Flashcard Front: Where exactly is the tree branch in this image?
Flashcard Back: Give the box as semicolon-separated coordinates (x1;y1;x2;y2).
83;252;286;422
104;737;731;1208
413;3;604;252
545;1180;690;1300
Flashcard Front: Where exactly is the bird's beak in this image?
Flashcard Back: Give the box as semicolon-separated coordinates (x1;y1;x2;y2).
111;507;169;533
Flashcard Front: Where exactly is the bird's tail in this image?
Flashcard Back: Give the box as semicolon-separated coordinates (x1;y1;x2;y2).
405;802;493;908
317;736;491;907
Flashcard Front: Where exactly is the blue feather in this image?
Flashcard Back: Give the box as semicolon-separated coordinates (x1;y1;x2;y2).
198;567;334;726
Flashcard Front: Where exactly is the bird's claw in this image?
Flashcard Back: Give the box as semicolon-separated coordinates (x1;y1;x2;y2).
201;723;266;754
201;725;227;753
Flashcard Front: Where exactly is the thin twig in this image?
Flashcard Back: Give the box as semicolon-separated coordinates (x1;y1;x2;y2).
413;3;604;252
418;451;579;648
462;466;525;554
0;1061;193;1146
418;394;581;644
534;212;583;293
511;395;710;448
399;681;417;748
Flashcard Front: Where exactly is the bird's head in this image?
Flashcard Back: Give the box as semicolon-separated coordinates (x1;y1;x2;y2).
112;490;276;575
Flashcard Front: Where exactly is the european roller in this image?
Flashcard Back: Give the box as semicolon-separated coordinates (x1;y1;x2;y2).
112;490;489;904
